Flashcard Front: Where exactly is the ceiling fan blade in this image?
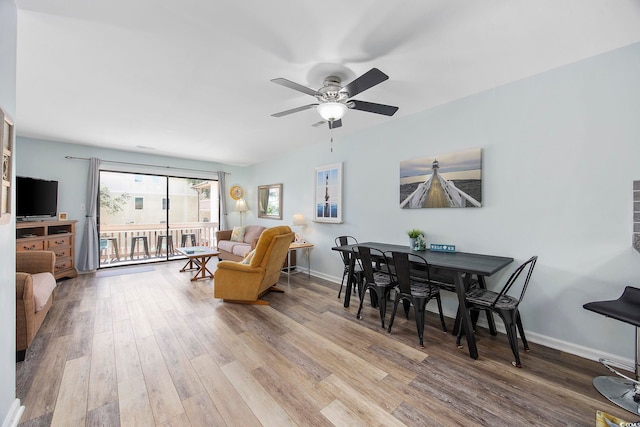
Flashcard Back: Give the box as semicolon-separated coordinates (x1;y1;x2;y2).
350;100;398;116
271;78;319;97
271;104;318;117
343;68;389;98
311;120;326;127
328;119;342;129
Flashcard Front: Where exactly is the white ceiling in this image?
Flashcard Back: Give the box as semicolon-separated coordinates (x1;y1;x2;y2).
15;0;640;166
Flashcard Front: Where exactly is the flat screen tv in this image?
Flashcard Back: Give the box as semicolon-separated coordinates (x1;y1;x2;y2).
16;176;58;220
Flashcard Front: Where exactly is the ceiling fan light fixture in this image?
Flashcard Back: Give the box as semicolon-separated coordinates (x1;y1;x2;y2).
317;102;347;121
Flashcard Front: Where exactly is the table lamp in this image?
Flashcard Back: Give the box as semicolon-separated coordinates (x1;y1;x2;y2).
234;199;248;226
291;213;307;243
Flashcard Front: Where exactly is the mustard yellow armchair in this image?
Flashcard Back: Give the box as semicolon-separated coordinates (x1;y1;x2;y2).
214;225;294;305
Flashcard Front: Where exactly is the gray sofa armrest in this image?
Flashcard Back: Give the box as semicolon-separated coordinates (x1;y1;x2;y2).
216;230;233;245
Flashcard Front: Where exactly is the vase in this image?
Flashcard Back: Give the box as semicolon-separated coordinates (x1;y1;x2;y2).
409;237;417;249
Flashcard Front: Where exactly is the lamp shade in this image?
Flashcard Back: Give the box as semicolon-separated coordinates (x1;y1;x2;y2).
234;199;248;212
317;102;347;121
291;213;307;226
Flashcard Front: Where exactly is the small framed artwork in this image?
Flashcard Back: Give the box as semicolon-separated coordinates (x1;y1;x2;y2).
314;162;343;223
0;106;14;225
58;212;68;221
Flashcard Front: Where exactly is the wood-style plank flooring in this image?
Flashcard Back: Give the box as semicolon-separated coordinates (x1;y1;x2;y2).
16;260;631;426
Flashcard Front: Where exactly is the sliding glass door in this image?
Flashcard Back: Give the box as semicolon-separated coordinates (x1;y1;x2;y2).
98;171;218;268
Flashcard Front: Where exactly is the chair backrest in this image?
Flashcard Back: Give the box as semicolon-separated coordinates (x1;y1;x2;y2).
353;245;391;284
389;251;432;295
247;225;294;292
493;256;538;307
335;235;358;266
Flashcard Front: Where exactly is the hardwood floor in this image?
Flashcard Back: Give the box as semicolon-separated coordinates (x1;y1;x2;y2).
16;260;631;426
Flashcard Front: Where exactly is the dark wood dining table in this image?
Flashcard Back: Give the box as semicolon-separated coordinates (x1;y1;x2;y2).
332;242;514;360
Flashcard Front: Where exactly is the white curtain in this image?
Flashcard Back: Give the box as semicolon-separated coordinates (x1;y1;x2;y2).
217;171;228;231
77;157;100;271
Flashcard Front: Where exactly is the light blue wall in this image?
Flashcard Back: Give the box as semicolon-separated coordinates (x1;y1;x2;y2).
15;138;250;256
0;0;17;423
248;42;640;362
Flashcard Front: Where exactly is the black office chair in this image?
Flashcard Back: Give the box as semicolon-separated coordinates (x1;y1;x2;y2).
355;246;397;328
456;256;538;367
335;236;363;299
584;286;640;416
387;251;447;347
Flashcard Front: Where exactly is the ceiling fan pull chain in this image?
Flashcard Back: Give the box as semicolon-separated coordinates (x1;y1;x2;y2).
330;125;333;152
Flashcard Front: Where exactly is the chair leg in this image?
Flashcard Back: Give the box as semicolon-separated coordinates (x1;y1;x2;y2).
499;310;522;368
403;299;411;319
356;284;369;320
355;272;364;299
388;295;401;333
516;311;530;352
378;287;388;329
337;269;347;298
415;298;427;347
435;294;447;333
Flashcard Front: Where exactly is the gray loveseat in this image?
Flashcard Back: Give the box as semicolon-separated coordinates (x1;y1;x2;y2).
216;225;295;266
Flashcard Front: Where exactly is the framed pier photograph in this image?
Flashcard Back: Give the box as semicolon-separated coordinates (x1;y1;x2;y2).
400;148;482;209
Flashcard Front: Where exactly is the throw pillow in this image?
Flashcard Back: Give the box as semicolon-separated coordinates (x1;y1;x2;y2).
230;226;246;242
241;249;256;265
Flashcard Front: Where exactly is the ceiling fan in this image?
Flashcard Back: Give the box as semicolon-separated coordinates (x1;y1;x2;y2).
270;68;399;129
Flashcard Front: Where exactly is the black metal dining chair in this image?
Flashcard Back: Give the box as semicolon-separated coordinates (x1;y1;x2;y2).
355;245;397;328
335;236;363;299
387;251;447;347
456;256;538;367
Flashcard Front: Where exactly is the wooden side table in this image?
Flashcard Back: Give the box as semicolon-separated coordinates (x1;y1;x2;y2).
286;242;314;284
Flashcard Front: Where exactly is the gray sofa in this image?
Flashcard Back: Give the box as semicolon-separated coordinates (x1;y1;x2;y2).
215;225;296;266
216;225;266;261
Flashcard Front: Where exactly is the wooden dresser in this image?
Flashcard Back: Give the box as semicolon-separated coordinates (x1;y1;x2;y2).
16;219;78;280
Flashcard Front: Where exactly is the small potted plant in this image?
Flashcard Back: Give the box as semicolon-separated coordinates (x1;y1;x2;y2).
407;229;423;249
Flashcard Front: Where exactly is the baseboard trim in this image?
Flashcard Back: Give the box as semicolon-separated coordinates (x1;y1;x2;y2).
315;272;633;367
2;399;24;427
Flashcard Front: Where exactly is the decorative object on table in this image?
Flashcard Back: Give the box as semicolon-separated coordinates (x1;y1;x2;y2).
413;234;427;251
634;180;640;253
291;213;308;243
58;212;68;221
0;106;14;225
234;199;248;226
257;183;282;220
314;162;343;223
430;244;456;253
407;228;424;250
229;185;244;201
399;147;482;209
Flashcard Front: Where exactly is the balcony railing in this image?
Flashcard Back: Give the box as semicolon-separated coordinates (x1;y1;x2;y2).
99;222;218;262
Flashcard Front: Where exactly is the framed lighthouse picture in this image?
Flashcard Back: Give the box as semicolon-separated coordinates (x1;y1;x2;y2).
400;148;482;209
314;162;343;223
